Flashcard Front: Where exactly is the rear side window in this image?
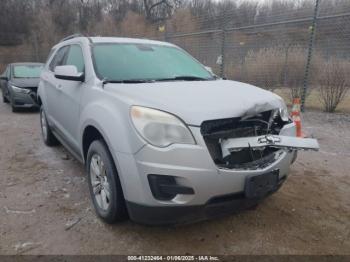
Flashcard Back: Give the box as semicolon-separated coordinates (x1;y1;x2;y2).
65;45;85;73
49;46;69;72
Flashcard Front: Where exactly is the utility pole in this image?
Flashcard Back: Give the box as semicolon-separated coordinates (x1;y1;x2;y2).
33;32;40;62
301;0;320;112
220;29;226;78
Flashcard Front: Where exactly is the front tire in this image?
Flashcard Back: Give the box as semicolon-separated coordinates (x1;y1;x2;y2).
87;140;127;224
40;106;59;146
11;104;18;112
2;92;9;103
9;93;19;112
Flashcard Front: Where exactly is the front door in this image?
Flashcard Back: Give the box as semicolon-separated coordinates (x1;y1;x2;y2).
50;44;86;153
44;45;70;126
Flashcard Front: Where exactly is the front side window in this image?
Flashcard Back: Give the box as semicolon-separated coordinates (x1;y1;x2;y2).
13;65;43;78
65;45;85;73
92;43;213;82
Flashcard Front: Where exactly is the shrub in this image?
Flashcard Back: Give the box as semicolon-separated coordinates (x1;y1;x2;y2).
231;47;310;92
285;49;323;100
283;47;308;99
228;46;323;103
240;47;286;91
318;58;350;112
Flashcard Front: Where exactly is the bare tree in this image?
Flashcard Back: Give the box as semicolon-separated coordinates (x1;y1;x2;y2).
318;59;350;112
0;0;33;45
143;0;182;22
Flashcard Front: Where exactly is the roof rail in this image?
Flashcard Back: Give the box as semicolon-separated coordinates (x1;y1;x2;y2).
59;34;84;43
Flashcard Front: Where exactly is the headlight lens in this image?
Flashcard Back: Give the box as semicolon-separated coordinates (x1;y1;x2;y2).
130;106;196;147
279;105;289;121
11;85;30;94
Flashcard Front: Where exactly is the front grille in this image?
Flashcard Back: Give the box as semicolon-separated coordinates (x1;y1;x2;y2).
26;86;38;92
201;110;287;170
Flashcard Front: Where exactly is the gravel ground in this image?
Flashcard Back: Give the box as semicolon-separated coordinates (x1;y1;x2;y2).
0;101;349;255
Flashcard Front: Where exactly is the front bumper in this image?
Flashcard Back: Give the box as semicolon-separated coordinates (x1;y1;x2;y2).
114;124;297;225
126;176;286;225
11;91;38;108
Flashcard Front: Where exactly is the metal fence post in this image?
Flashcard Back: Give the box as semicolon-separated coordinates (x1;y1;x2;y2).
301;0;320;112
220;29;226;78
32;32;40;62
164;23;170;42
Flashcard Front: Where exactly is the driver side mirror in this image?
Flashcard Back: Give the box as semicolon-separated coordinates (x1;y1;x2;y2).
54;65;84;82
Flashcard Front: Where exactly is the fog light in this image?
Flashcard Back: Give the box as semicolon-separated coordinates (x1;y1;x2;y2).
148;174;194;201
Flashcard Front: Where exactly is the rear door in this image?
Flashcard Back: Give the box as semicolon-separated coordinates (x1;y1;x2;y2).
49;44;86;153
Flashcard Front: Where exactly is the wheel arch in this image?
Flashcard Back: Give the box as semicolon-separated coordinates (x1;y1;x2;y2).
37;95;42;106
79;102;145;158
79;102;146;203
81;121;132;204
81;123;111;163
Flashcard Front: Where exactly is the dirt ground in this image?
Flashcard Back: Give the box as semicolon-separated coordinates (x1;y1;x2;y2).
0;101;349;255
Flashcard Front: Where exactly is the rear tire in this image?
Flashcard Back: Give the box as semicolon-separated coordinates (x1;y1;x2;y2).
40;106;59;146
86;140;128;224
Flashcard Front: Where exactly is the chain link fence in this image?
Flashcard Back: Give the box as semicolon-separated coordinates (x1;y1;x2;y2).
158;0;350;111
1;0;349;111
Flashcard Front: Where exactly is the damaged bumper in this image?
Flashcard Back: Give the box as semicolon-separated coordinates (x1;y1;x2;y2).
120;109;319;225
119;126;299;225
221;135;319;159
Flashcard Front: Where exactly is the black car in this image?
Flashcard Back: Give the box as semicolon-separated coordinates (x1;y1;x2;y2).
0;62;44;112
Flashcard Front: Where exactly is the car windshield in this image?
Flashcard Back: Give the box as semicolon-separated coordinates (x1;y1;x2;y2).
13;65;43;78
92;43;214;82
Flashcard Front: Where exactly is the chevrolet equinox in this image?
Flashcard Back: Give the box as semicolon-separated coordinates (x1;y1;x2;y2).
37;35;319;225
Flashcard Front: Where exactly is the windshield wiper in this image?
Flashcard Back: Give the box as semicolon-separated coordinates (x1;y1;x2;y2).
14;77;38;79
155;76;213;82
102;79;154;85
102;76;214;86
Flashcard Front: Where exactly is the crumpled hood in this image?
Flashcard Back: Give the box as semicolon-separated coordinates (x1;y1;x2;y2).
106;80;285;126
10;78;40;88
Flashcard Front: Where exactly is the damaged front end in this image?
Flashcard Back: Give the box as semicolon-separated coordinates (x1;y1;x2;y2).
201;109;319;170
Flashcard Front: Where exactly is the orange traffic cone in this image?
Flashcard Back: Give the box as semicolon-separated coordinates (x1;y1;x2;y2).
291;98;304;137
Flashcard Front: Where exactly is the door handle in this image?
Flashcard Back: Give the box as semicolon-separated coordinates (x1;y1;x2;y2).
56;84;62;89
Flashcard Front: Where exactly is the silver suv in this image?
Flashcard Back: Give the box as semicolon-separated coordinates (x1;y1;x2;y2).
38;35;319;225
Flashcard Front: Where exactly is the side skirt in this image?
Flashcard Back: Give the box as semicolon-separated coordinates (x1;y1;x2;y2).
52;130;84;164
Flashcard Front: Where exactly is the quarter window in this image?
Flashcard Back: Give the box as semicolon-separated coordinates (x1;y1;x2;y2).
2;66;10;78
49;46;69;72
45;48;56;66
6;66;11;78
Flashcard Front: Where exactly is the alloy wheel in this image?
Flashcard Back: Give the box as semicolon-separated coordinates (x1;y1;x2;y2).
90;154;111;211
41;111;48;141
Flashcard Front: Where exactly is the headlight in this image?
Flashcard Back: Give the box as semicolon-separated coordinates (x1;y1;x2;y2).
130;106;196;147
11;85;30;94
279;105;289;121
